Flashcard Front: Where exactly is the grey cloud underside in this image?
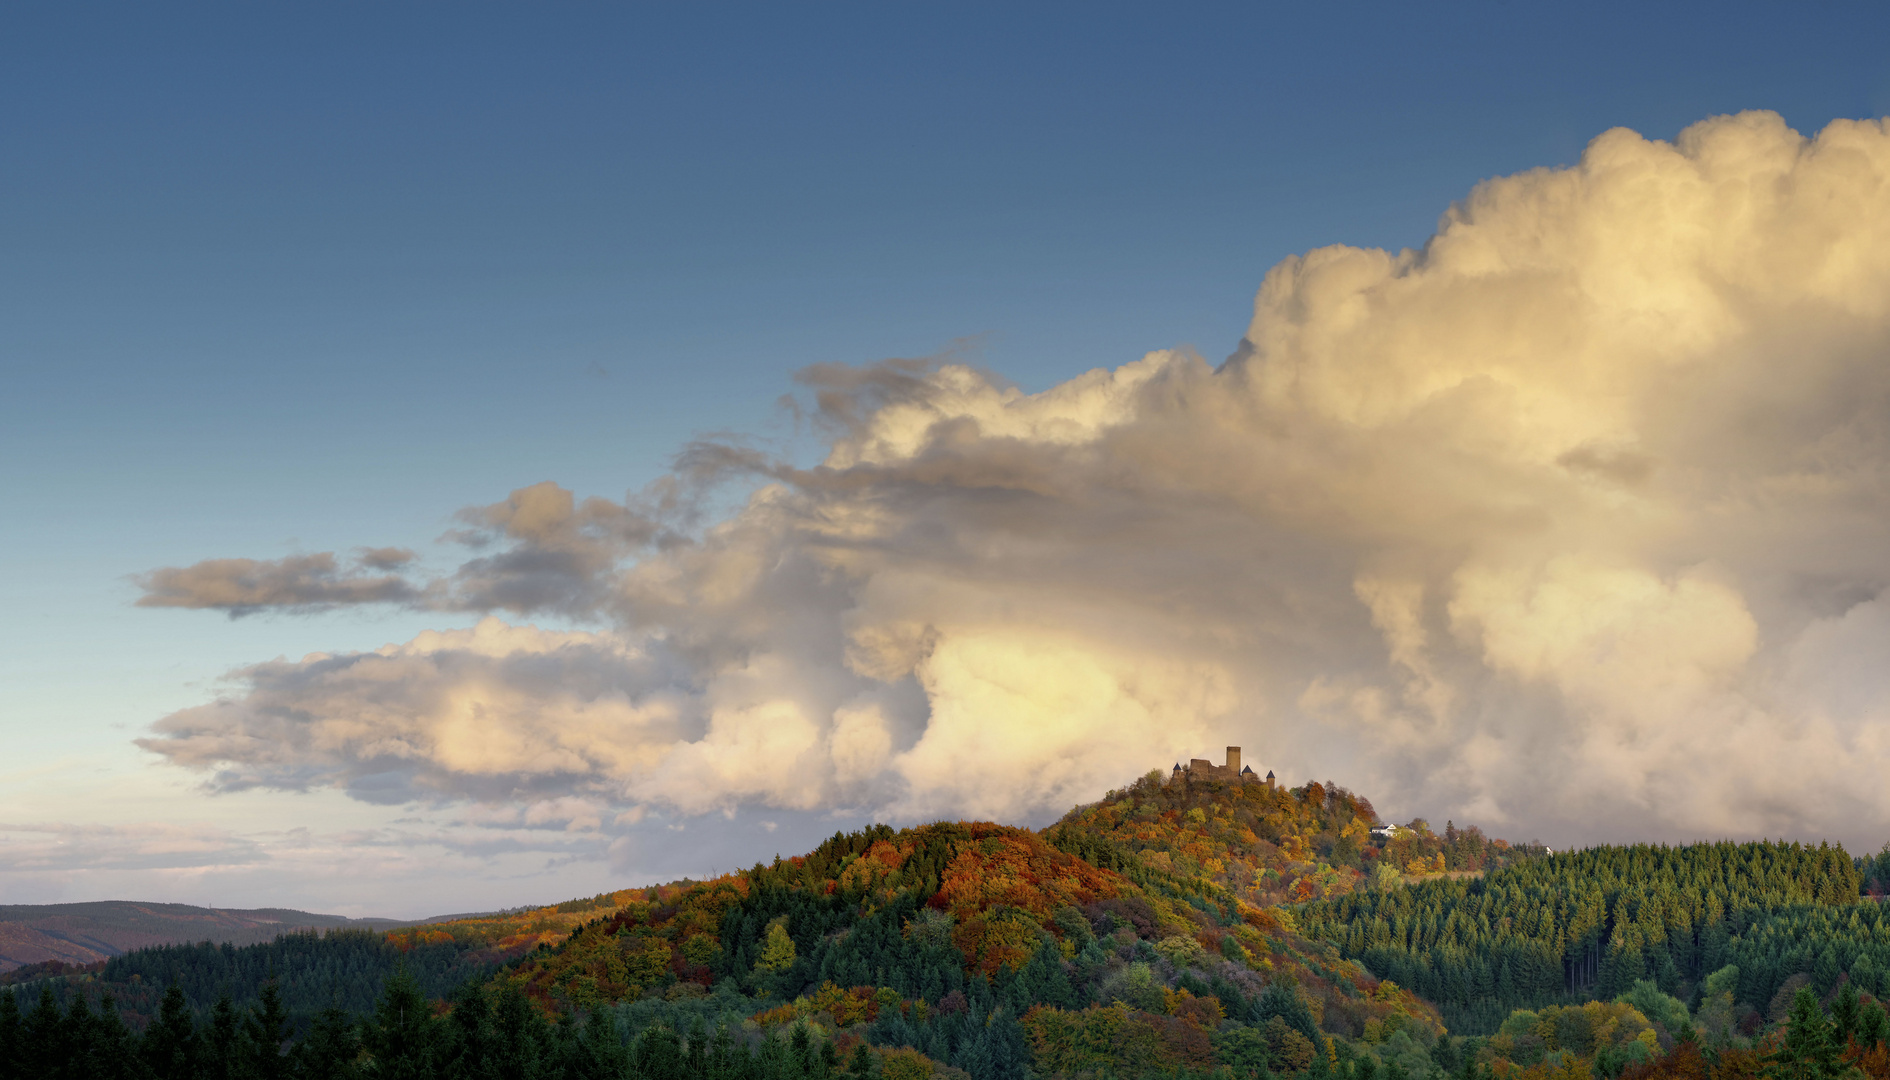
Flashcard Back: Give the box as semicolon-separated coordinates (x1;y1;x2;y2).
138;626;697;804
137;113;1890;848
134;553;424;616
355;547;419;571
135;481;696;619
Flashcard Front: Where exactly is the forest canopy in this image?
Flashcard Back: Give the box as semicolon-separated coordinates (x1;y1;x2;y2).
5;772;1888;1080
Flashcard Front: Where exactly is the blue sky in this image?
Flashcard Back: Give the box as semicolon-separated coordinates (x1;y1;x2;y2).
3;3;1889;917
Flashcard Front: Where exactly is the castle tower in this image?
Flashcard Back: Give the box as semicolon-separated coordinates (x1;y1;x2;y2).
1174;746;1267;783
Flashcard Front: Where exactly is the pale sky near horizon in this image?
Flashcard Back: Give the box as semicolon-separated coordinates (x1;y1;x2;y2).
5;4;1890;919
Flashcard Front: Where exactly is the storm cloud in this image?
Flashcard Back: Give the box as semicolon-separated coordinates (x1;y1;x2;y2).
140;113;1890;848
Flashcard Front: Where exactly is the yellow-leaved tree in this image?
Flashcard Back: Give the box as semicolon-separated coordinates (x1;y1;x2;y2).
756;919;797;972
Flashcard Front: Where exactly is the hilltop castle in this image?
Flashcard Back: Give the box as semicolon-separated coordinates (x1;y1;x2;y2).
1169;746;1274;787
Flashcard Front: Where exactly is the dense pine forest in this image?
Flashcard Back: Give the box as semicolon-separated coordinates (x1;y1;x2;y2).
1297;842;1865;1035
4;931;496;1030
5;768;1890;1080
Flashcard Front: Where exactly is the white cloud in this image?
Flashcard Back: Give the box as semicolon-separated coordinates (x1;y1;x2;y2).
829;702;894;787
138;618;689;803
893;629;1230;820
139;112;1890;848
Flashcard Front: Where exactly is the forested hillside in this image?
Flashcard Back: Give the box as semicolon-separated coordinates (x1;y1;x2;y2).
1049;770;1542;906
8;770;1890;1080
9;930;507;1032
0;781;1453;1080
483;817;1442;1076
1297;841;1864;1034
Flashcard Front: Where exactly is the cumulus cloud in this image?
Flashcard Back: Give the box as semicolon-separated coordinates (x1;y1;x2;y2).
140;112;1890;848
138;619;692;803
441;481;678;617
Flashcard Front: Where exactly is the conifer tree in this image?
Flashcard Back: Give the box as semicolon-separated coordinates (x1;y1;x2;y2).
710;1023;741;1080
367;965;437;1080
205;993;245;1080
437;983;488;1080
789;1022;825;1079
142;983;200;1080
0;989;19;1080
1258;982;1320;1046
294;1005;362;1080
636;1023;686;1078
489;980;548;1080
20;986;61;1080
1830;981;1860;1048
1764;987;1842;1080
566;1008;626;1080
1859;1000;1889;1050
248;980;293;1080
92;994;141;1080
56;993;93;1080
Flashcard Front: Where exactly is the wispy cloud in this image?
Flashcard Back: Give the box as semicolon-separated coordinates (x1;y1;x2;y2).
134;552;423;616
0;822;268;873
0;813;658;913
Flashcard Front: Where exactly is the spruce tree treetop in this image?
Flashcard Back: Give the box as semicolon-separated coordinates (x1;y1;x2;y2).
1765;987;1841;1080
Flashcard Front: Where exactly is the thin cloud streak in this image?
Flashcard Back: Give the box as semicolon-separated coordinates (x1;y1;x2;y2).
134;553;423;617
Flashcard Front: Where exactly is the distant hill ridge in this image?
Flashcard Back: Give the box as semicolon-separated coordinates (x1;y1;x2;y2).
0;899;410;972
